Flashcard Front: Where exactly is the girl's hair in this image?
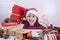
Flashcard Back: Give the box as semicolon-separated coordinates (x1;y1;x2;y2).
26;17;40;27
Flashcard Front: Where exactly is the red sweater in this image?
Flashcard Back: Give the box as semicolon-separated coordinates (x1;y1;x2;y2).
23;24;52;30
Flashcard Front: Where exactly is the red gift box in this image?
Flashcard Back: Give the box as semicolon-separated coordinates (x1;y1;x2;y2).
2;22;17;27
10;4;28;24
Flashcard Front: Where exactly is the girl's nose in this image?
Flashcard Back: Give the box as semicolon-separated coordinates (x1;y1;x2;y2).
30;17;33;19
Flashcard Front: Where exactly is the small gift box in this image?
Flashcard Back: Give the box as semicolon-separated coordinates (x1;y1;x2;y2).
2;22;17;26
1;18;17;27
31;30;42;37
8;27;31;40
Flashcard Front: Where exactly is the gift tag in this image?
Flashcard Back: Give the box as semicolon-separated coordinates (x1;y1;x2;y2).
31;30;42;37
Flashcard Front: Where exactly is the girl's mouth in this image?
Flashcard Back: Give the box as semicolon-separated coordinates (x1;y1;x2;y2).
29;20;34;23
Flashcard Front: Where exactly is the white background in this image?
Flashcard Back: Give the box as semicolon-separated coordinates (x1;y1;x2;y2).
0;0;60;27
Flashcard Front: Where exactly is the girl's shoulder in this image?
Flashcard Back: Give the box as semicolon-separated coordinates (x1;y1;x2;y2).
38;24;47;29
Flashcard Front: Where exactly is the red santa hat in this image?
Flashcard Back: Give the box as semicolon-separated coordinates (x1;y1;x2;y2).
26;8;40;21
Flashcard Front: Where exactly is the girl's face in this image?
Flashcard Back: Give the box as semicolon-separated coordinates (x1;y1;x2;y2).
26;13;37;26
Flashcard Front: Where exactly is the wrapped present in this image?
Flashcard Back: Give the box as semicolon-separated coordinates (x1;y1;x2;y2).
3;29;9;39
2;25;19;30
10;4;28;24
1;18;17;27
25;30;43;39
8;27;31;40
9;29;23;40
2;22;17;26
48;34;57;40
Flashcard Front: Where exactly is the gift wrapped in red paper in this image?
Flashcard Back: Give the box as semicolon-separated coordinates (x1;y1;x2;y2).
2;22;17;26
10;4;28;24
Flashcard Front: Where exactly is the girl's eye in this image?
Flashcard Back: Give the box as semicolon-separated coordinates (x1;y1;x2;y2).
28;16;30;17
33;16;35;17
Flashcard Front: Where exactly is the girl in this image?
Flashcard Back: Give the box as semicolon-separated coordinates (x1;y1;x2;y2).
23;8;49;29
23;8;53;40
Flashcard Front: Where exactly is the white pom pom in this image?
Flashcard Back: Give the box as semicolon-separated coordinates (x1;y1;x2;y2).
21;18;26;20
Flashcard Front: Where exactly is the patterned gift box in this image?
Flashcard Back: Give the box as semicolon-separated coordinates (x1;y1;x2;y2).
8;27;31;40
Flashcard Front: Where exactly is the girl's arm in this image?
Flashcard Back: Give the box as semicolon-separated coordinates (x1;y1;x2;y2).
42;15;53;29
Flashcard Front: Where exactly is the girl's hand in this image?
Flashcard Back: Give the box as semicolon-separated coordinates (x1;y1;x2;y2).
42;15;50;26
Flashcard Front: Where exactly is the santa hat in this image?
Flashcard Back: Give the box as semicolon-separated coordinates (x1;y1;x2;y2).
26;8;40;21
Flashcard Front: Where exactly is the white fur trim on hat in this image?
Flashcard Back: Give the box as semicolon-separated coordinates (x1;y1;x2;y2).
26;10;40;23
26;10;39;19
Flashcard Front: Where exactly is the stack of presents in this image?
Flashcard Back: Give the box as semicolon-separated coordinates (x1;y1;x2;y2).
0;4;29;40
0;4;60;40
